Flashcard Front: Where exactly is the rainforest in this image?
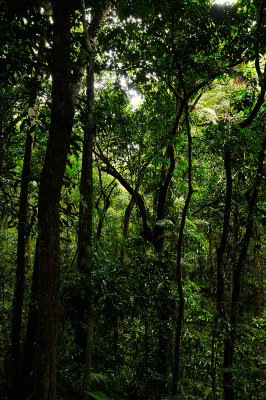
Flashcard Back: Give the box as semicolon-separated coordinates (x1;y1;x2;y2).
0;0;265;399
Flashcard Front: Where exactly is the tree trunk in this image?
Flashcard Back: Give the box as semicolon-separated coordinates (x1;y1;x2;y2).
8;33;45;400
144;320;149;400
77;2;95;393
153;145;175;252
8;109;35;399
252;223;263;317
78;57;95;398
26;1;73;398
216;150;232;319
20;237;40;399
153;98;183;252
77;3;110;397
172;97;193;396
96;177;116;242
223;139;265;400
121;196;136;262
76;63;94;276
209;221;214;277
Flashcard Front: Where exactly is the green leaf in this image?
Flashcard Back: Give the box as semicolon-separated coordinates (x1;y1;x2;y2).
155;219;175;228
88;392;113;400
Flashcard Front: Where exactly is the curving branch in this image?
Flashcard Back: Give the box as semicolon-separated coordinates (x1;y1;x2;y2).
240;63;265;128
94;146;153;243
254;0;265;78
239;1;265;128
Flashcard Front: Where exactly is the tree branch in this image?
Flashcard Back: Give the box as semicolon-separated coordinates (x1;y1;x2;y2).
240;63;265;128
94;146;153;242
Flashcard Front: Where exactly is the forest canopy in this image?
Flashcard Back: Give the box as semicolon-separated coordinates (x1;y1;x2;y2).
0;0;265;400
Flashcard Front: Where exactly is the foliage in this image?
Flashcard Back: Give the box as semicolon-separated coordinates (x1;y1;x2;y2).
0;0;265;399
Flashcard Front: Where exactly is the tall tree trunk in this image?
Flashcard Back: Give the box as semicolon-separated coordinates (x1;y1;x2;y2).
252;222;263;317
8;34;45;400
8;107;35;399
156;281;171;399
77;3;110;397
216;150;232;319
20;237;40;399
96;172;116;242
223;139;265;400
209;218;214;278
144;320;149;400
172;97;193;396
121;196;136;262
153;145;175;251
154;100;183;399
153;98;183;252
26;1;73;398
78;59;95;399
77;3;95;399
18;10;90;400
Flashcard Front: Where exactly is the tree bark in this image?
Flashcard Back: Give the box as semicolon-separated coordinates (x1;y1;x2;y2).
78;58;95;400
153;145;176;251
209;222;214;277
216;150;232;319
121;196;136;262
77;2;110;398
27;1;73;398
172;97;193;396
96;172;116;242
153;100;183;252
223;139;265;400
8;32;45;400
8;109;35;399
252;223;263;317
20;237;40;399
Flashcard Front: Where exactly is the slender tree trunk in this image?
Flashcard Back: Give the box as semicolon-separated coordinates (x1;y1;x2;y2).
213;148;233;399
121;196;136;262
172;98;193;397
8;110;35;399
20;237;40;399
79;62;95;399
153;98;183;252
96;178;116;241
77;5;95;399
156;281;171;399
153;145;175;251
252;223;263;317
154;101;184;399
210;316;218;400
223;139;265;400
82;273;94;400
216;150;232;319
8;34;45;400
77;3;110;397
25;237;32;271
26;1;73;398
144;320;149;400
209;220;214;277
